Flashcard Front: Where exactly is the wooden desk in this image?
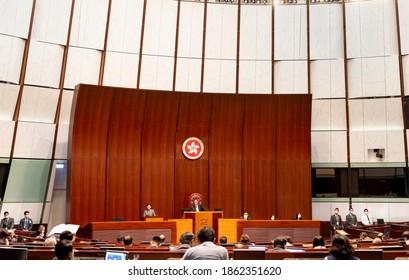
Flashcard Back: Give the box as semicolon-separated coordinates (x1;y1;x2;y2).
78;221;177;243
237;220;321;243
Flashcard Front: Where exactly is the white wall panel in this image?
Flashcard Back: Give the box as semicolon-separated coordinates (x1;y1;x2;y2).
363;99;387;131
31;0;71;45
14;121;55;159
310;4;343;60
143;0;177;56
399;0;409;55
312;99;346;131
387;130;405;162
18;86;59;123
312;131;330;163
349;130;404;163
240;5;271;60
348;56;400;98
1;203;44;224
203;59;235;94
0;83;19;120
346;0;398;58
25;41;64;88
103;52;138;88
274;5;307;60
0;120;14;157
64;47;101;89
239;61;272;94
0;35;25;84
175;58;201;92
350;131;365;163
385;97;404;130
349;99;364;131
178;1;204;59
70;0;109;50
311;131;347;163
55;123;69;159
107;0;143;53
350;99;401;132
0;0;32;38
58;90;73;124
274;61;308;94
205;4;237;60
404;55;409;95
311;59;345;99
139;55;173;91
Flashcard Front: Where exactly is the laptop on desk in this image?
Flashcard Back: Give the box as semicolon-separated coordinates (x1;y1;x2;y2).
104;250;128;260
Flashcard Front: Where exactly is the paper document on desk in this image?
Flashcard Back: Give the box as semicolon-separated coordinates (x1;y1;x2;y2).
47;224;80;236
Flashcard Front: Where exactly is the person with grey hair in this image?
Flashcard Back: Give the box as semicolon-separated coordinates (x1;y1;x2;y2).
171;232;195;251
182;226;228;260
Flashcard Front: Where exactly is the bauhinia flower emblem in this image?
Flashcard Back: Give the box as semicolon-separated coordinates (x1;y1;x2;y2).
182;137;204;160
187;141;199;154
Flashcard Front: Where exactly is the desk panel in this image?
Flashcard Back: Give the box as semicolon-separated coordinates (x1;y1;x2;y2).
237;220;321;243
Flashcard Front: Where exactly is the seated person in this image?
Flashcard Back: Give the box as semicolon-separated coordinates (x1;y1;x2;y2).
171;232;195;251
402;230;409;245
181;226;228;260
34;225;46;239
283;235;294;247
239;234;254;246
150;235;162;248
270;214;275;220
219;236;228;244
325;234;359;260
59;230;75;242
44;237;57;246
0;228;12;245
312;235;326;249
123;235;133;246
270;236;287;251
159;234;166;243
116;234;125;244
240;212;251;220
359;232;373;242
143;203;156;218
190;199;205;212
54;239;74;260
294;212;302;220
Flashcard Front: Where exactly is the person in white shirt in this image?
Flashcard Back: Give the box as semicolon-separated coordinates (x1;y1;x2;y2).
361;208;372;225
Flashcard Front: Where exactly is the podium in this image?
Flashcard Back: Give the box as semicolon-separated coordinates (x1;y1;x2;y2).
183;211;223;236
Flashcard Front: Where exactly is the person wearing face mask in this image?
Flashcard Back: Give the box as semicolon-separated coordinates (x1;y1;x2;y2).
330;208;344;231
240;212;252;220
295;212;302;220
1;211;14;230
345;207;358;228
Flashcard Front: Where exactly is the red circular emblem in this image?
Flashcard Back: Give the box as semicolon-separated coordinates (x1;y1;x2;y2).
182;137;204;160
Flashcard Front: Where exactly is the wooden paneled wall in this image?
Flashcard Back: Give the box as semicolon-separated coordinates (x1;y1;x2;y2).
69;84;312;226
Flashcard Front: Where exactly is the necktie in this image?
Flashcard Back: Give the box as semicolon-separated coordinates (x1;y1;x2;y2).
25;218;28;229
366;215;370;224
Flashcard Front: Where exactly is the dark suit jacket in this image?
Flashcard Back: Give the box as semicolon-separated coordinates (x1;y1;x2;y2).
19;217;33;230
345;213;357;228
190;205;205;212
0;217;14;230
330;214;343;230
